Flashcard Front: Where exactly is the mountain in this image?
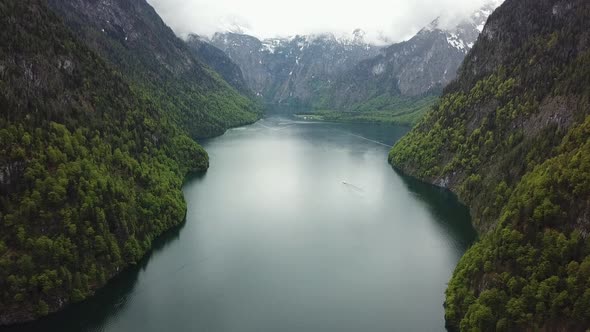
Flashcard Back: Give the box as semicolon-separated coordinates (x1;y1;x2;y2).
209;30;382;107
207;4;496;124
185;34;250;95
0;0;210;324
390;0;590;329
46;0;260;139
315;3;497;125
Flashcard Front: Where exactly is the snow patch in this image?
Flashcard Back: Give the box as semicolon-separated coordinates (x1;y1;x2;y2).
261;40;279;54
446;33;467;52
372;63;385;75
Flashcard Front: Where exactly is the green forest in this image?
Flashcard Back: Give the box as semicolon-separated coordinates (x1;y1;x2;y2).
390;0;590;330
0;0;257;323
306;95;437;126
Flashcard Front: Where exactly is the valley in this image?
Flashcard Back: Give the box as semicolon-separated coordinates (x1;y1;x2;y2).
1;0;589;330
1;117;477;332
206;3;495;125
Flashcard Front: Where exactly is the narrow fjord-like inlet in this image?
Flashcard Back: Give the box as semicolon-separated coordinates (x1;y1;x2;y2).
3;117;476;332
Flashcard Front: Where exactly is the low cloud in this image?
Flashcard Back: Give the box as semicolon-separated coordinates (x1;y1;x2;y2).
147;0;503;44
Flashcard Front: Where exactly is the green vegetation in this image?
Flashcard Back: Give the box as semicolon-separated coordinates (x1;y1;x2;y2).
445;116;590;331
47;0;261;139
131;83;259;138
302;95;437;126
0;0;253;323
390;0;590;330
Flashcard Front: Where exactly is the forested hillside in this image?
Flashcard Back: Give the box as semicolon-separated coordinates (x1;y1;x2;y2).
46;0;260;138
390;0;590;329
0;0;250;324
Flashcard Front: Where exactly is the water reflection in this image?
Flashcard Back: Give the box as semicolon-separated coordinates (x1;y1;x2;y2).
397;173;478;253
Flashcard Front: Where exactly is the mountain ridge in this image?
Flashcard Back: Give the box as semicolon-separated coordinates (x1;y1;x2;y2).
46;0;261;139
209;30;382;107
207;4;497;125
185;33;251;95
319;3;497;112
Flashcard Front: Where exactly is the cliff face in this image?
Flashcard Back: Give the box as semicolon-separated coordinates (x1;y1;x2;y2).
46;0;260;139
320;4;496;113
210;31;381;107
208;5;497;122
390;0;590;330
185;34;251;95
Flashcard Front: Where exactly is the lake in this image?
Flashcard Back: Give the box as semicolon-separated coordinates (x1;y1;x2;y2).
3;116;477;332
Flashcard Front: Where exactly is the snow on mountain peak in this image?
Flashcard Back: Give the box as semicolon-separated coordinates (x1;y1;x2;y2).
415;2;498;53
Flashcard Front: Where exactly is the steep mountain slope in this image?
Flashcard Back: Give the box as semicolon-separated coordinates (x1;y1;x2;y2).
185;34;250;95
0;0;208;324
46;0;260;139
390;0;590;329
316;4;496;124
210;31;381;107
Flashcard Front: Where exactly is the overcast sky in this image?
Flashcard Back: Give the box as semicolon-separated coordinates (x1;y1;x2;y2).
147;0;503;45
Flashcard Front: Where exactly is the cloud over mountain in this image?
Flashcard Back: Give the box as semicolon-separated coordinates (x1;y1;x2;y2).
147;0;503;45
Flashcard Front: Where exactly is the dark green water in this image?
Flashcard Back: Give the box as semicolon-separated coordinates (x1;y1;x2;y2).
3;117;477;332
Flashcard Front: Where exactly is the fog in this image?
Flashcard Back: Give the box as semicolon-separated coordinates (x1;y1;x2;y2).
147;0;503;45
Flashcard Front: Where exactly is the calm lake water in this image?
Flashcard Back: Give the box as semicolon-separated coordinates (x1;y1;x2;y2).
3;116;477;332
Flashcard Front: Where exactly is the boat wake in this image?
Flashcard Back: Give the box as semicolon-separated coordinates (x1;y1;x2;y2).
342;181;364;192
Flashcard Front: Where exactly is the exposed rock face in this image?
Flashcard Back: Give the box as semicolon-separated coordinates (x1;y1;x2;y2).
323;3;497;111
208;4;496;112
46;0;260;139
48;0;196;76
209;31;382;106
185;34;250;95
209;33;274;98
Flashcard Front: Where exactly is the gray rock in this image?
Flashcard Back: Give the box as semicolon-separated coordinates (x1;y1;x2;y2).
323;3;497;111
209;31;381;106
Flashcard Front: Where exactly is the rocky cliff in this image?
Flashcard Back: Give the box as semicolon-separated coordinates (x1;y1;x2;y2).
208;4;496;124
185;34;250;95
320;3;497;114
47;0;260;138
209;30;381;107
